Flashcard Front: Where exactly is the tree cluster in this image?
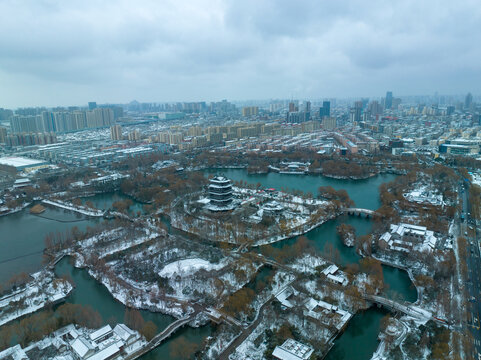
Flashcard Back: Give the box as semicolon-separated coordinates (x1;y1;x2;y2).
0;303;103;351
321;159;375;179
318;186;354;207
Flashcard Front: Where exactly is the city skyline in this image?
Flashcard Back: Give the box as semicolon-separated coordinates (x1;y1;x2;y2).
1;0;480;108
0;91;478;112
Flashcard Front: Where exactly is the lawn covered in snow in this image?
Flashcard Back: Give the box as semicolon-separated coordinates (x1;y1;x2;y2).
159;258;225;277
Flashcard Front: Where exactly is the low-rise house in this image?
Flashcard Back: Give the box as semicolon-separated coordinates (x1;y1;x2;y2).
272;338;314;360
304;298;352;331
89;324;113;344
71;337;96;359
321;264;348;286
0;323;145;360
113;324;139;347
275;286;299;309
380;223;438;252
403;186;444;207
262;201;284;215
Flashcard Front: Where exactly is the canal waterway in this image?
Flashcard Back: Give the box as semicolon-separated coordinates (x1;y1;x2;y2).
80;191;145;214
324;308;389;360
54;257;214;360
206;169;417;360
1;171;414;359
268;215;417;303
0;192;141;285
206;169;416;301
0;207;101;284
204;168;397;210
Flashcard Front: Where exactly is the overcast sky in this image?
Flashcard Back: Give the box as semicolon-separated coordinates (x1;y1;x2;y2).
0;0;480;108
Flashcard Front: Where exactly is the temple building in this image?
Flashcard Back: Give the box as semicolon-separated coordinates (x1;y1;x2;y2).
208;176;233;210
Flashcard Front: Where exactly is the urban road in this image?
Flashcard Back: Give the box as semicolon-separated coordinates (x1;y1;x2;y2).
461;184;481;359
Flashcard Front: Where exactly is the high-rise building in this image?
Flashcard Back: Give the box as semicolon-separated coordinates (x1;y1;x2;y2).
72;111;87;130
128;130;140;141
110;125;123;140
0;127;7;143
305;101;311;112
465;92;473;110
10;108;115;134
88;102;97;110
322;101;330;117
10;115;40;133
446;105;455;115
41;111;55;132
242;106;259;117
288;102;297;112
322;117;337;130
368;101;383;116
0;108;13;120
86;108;114;128
168;132;183;144
350;101;363;122
188;126;203;137
304;101;311;121
5;132;57;147
111;106;124;120
392;97;401;110
385;91;393;110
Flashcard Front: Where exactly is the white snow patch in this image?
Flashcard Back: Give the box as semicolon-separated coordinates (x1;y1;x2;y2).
159;258;225;277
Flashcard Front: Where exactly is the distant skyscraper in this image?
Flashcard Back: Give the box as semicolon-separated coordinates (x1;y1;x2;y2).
305;101;311;112
86;108;114;128
241;106;259;117
0;127;6;143
323;101;330;117
368;101;383;116
465;92;473;109
392;97;401;110
128;130;140;141
385;91;393;109
288;102;296;112
304;101;311;121
110;125;122;140
88;102;97;110
10;115;40;133
350;101;363;122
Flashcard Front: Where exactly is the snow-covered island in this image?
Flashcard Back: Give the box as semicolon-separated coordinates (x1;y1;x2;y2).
336;223;356;247
0;271;72;327
169;182;349;247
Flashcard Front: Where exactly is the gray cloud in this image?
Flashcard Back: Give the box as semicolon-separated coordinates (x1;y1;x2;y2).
0;0;480;107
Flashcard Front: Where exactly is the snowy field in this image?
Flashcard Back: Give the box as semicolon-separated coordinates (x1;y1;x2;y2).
159;258;226;277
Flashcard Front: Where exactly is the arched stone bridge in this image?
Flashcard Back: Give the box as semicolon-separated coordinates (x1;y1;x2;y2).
342;208;381;218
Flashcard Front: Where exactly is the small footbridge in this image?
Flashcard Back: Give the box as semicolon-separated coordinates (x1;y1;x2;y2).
126;314;195;359
363;294;432;321
342;208;380;218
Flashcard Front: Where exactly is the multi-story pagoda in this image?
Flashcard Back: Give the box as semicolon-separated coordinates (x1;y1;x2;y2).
208;176;233;208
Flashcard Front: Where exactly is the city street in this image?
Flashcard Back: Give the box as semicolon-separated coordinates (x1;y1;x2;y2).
461;185;481;359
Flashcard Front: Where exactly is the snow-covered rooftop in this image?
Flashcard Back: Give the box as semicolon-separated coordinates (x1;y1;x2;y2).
88;342;120;360
113;324;136;342
382;223;438;253
0;156;46;169
72;337;94;358
89;325;112;342
275;286;297;308
272;338;314;360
